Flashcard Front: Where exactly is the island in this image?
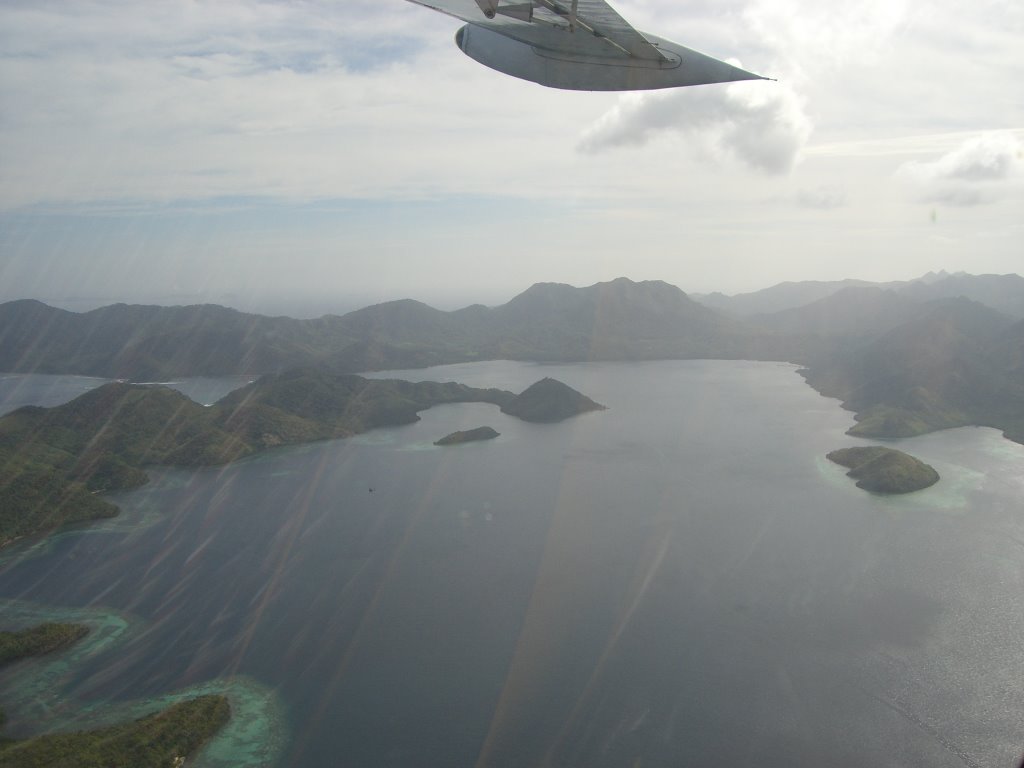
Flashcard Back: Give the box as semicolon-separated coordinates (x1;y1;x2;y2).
499;378;606;423
434;426;500;446
0;369;603;546
826;446;940;494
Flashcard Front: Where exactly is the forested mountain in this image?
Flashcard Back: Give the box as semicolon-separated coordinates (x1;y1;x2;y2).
896;272;1024;318
748;287;921;338
0;279;751;377
800;298;1024;442
0;299;338;378
694;278;881;317
479;278;749;360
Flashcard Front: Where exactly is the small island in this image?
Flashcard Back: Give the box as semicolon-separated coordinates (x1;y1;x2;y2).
500;378;606;423
827;446;939;494
434;426;500;446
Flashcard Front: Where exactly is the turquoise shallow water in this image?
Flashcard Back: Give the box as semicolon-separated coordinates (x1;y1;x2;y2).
1;360;1023;767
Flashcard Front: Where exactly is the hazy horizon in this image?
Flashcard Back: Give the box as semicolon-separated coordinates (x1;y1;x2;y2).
3;268;1017;320
1;1;1021;309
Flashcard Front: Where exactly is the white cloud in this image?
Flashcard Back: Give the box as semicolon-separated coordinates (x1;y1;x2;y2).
577;81;810;174
897;132;1024;206
919;188;989;207
574;0;919;174
741;0;909;83
900;132;1022;182
795;186;846;209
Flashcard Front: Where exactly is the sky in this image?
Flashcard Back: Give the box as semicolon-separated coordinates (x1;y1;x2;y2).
0;0;1021;315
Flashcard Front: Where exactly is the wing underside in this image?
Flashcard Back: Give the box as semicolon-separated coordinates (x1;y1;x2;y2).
406;0;668;62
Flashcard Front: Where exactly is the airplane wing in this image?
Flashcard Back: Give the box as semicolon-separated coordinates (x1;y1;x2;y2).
405;0;769;91
406;0;668;62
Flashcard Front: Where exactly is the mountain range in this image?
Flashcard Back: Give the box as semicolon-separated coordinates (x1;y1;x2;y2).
694;271;1024;319
0;279;760;378
2;271;1022;444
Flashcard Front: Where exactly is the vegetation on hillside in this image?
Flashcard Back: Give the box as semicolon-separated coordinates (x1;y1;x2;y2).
0;370;604;544
500;378;606;423
827;446;940;494
802;299;1024;444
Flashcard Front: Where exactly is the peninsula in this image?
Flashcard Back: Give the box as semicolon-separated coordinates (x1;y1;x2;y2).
0;370;601;545
827;446;940;494
435;426;500;445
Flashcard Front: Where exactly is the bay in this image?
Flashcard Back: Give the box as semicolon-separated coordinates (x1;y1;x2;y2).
0;374;111;416
1;360;1022;767
0;373;255;416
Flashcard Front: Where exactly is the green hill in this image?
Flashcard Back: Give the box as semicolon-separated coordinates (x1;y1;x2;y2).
500;378;606;423
827;446;940;494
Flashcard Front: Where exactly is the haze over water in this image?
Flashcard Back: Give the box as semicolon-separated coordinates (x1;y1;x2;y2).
1;360;1022;767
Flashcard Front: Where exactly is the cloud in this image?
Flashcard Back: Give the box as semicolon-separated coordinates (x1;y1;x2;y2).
918;188;989;207
0;1;577;208
897;132;1023;206
577;81;811;175
900;132;1022;182
795;186;847;209
741;0;909;84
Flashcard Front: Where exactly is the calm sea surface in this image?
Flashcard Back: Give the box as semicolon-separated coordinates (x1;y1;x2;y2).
1;360;1022;767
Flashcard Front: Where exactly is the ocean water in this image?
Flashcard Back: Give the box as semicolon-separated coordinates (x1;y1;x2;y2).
0;360;1022;767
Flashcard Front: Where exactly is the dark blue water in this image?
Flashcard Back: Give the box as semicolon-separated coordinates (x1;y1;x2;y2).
1;361;1022;767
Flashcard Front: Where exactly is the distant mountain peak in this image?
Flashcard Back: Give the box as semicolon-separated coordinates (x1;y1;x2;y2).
915;270;952;284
